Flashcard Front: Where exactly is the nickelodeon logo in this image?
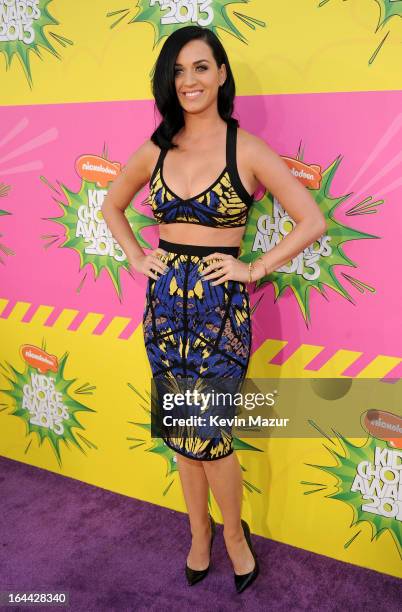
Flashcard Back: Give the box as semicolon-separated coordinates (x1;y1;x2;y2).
282;158;322;190
75;155;121;188
363;410;402;450
20;345;58;374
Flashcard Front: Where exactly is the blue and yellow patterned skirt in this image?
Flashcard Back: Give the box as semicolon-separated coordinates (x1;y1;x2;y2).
142;239;252;461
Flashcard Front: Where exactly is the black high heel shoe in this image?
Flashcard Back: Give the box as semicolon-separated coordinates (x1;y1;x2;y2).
234;519;260;594
185;514;216;586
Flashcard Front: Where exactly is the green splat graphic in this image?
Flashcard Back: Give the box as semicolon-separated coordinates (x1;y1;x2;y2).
319;0;402;28
45;170;159;299
374;0;402;29
306;433;402;557
319;0;402;62
0;350;96;465
0;0;73;87
108;0;266;46
239;155;380;323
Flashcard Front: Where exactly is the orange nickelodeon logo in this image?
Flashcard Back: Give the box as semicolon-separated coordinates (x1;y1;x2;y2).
20;345;58;374
363;410;402;450
282;157;322;189
75;155;122;188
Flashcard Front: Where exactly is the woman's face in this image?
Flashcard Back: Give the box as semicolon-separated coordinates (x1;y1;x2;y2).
173;39;226;114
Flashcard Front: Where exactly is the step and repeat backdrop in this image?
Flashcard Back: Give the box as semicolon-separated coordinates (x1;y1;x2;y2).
1;1;401;578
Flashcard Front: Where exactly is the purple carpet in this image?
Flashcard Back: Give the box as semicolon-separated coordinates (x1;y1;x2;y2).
0;456;401;611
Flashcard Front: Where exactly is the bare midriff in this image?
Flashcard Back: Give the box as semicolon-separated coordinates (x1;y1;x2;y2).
158;223;246;247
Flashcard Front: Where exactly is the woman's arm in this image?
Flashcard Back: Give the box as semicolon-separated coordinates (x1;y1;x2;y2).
101;140;155;264
247;134;327;280
101;140;168;279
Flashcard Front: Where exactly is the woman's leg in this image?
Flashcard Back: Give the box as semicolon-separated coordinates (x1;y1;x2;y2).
202;452;255;574
176;453;212;571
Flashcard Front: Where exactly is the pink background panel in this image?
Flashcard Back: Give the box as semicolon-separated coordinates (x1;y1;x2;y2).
0;90;401;363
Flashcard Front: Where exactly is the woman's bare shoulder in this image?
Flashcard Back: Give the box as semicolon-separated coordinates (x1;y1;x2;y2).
236;127;273;177
138;138;162;165
237;126;271;153
124;138;162;183
237;126;282;170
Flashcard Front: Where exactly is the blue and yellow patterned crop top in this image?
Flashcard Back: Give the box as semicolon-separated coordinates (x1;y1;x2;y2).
147;121;254;228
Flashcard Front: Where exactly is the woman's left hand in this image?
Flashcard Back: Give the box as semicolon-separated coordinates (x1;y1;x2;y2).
200;253;267;285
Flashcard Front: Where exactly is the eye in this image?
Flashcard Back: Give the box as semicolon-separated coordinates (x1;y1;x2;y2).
174;65;208;76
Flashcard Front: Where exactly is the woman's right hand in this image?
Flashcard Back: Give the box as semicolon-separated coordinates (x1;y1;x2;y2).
128;248;169;280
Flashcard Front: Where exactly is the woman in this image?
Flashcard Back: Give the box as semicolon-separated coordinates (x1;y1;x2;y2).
102;26;326;594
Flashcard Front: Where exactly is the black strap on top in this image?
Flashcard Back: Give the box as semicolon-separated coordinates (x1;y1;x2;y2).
149;146;167;186
226;119;234;168
226;120;254;205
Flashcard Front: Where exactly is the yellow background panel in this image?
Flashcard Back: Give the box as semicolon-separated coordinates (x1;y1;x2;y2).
1;0;402;105
0;301;400;579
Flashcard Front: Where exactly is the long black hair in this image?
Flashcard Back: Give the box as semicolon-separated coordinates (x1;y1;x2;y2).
150;26;238;150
